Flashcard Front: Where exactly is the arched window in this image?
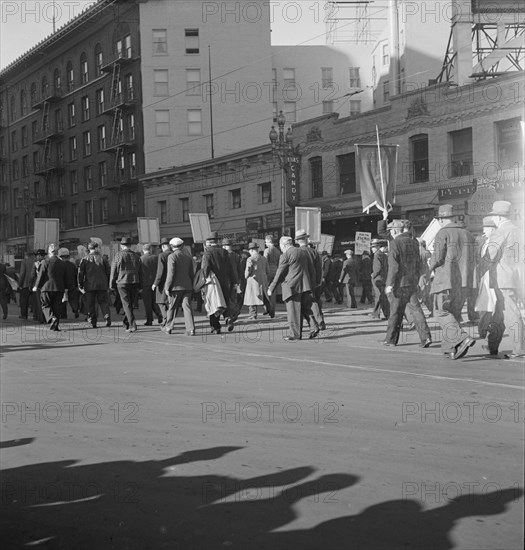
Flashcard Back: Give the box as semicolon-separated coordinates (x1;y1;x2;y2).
41;75;49;98
94;43;103;76
80;52;88;84
10;94;16;121
66;61;74;92
113;22;131;58
20;89;27;117
53;68;61;95
30;83;37;106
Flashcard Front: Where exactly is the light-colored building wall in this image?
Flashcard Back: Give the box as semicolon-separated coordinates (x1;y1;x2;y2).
140;0;274;174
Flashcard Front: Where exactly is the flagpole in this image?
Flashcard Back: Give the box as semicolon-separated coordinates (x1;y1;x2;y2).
376;125;388;220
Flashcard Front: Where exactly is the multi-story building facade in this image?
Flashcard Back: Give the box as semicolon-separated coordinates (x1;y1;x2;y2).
0;0;144;257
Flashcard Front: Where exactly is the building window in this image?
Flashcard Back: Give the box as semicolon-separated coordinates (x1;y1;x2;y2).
283;68;297;100
84;165;93;190
230;189;241;209
100;197;108;222
32;151;39;173
80;52;89;84
349;100;361;116
258;182;272;204
117;34;132;59
449;128;473;177
127;113;135;140
185;29;199;54
383;81;389;102
97;125;106;150
55;109;62;132
95;44;103;76
14;216;20;236
154;69;169;96
186;69;201;95
410;134;429;183
117;153;126;179
10;130;17;152
125;73;134;100
71;203;78;227
30;83;37;106
180;198;190;221
153;29;167;55
21;126;28;147
349;67;361;88
83;131;91;156
284;102;296;123
22;155;29;177
321;67;333;88
86;201;93;226
12;159;19;180
496;118;522;170
130;191;137;214
338;153;356;195
70;169;78;194
310;157;323;198
118;194;126;215
99;161;107;186
20;90;27;116
382;43;389;66
159;200;167;224
204;193;214;218
31;120;38;141
96;89;105;114
81;95;90;121
187;109;202;135
272;102;278;121
322;100;333;114
129;152;136;178
69;137;77;161
66;61;74;92
13;188;19;208
9;95;16;121
283;68;295;87
372;63;377;86
68;102;76;127
41;76;49;99
155;109;170;136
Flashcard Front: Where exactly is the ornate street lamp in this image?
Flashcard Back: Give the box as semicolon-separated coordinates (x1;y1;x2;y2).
269;111;294;236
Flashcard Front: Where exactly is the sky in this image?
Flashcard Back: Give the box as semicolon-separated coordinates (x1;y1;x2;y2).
0;0;329;70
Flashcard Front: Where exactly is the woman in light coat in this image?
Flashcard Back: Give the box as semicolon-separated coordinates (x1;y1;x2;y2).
243;243;274;319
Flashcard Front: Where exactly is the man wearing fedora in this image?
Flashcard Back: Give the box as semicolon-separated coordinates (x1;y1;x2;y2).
484;200;524;358
370;238;390;320
201;231;237;333
152;237;172;326
339;249;359;309
140;243;163;326
110;237;143;333
382;220;432;348
163;237;195;336
429;204;476;359
268;235;319;341
264;234;282;311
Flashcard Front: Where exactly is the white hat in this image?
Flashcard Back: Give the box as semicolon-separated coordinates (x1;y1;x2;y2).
169;237;184;247
58;247;70;257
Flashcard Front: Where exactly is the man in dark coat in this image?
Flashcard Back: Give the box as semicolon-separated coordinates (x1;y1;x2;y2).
33;243;71;331
484;200;525;358
339;249;359;308
110;237;143;333
58;248;80;319
221;238;241;321
0;262;12;319
429;204;476;359
201;232;237;333
382;220;432;348
268;236;319;341
359;250;374;305
163;237;195;336
370;239;390;319
17;251;35;320
78;242;111;328
152;237;172;325
328;255;343;304
140;243;163;326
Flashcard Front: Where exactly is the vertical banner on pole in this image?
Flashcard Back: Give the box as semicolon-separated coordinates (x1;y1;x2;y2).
295;207;321;243
34;218;59;250
189;213;212;243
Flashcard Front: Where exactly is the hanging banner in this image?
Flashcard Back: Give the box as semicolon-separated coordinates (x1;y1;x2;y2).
355;144;398;216
285;154;301;208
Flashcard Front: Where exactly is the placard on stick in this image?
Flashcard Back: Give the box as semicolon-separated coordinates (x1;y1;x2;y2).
319;234;335;254
295;207;321;243
34;218;59;250
189;213;212;243
354;231;371;255
137;218;160;244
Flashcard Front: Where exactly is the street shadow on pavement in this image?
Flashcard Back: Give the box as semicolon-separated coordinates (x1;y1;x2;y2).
0;437;35;449
1;444;522;549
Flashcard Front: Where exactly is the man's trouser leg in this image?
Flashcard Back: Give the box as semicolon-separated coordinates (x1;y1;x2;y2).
434;289;469;354
489;288;525;355
19;288;30;318
142;287;154;323
384;287;411;345
406;292;431;343
118;285;137;328
285;294;302;339
301;291;319;336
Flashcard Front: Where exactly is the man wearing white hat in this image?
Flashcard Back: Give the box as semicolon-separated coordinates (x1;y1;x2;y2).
485;200;524;358
163;237;195;336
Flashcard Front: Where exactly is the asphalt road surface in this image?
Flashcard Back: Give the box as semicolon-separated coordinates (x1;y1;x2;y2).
1;303;524;549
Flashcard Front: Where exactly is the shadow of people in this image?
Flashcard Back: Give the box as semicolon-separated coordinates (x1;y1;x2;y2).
0;437;35;449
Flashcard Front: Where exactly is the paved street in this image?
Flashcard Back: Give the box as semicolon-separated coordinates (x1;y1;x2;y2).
1;303;524;549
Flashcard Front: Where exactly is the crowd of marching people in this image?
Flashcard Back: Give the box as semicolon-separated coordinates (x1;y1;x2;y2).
1;200;523;360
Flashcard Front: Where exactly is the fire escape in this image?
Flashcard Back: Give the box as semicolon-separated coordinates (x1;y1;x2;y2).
32;84;65;216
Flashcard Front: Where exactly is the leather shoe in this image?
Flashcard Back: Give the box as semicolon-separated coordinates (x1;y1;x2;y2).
283;336;299;342
379;340;395;347
309;328;320;339
105;317;112;327
319;322;326;331
144;321;153;326
451;336;476;360
419;337;432;348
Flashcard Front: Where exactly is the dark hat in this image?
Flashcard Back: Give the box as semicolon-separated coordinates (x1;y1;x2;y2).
87;242;99;250
120;237;132;245
36;249;46;256
436;204;455;218
321;250;328;255
295;229;309;240
386;219;406;230
222;238;232;245
159;237;170;245
489;200;512;217
482;216;497;227
206;231;219;242
371;238;384;246
248;242;259;250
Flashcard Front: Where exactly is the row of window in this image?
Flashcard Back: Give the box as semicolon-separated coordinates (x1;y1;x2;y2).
156;182;272;225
